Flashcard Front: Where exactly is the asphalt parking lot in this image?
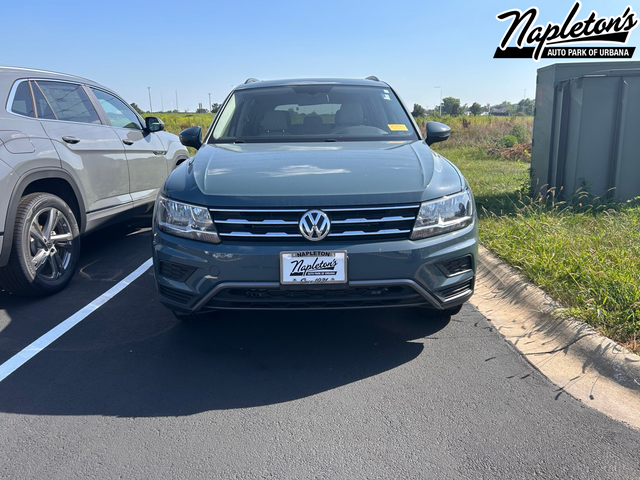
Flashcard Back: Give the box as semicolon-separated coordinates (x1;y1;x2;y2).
0;216;639;479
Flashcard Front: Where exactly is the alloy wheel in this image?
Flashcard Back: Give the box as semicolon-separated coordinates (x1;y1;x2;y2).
28;207;74;281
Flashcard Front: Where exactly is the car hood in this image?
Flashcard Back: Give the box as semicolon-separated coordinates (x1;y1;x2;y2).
164;141;464;207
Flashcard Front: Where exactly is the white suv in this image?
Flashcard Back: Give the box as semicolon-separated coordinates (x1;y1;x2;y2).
0;66;189;295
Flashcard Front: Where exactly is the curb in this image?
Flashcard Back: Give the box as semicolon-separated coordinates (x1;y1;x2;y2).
470;245;640;430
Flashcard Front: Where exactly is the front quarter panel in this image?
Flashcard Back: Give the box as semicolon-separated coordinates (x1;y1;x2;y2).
431;148;466;189
412;142;465;201
163;158;198;196
156;131;189;170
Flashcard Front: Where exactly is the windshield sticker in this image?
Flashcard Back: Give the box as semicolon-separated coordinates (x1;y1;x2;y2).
388;124;408;131
382;94;391;100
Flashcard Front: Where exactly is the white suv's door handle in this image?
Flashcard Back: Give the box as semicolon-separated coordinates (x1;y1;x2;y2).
62;136;80;144
122;139;134;146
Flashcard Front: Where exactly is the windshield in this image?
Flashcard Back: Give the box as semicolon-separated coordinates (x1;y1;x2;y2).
209;84;419;143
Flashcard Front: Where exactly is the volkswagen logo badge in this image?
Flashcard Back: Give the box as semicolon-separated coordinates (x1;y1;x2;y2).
299;210;330;241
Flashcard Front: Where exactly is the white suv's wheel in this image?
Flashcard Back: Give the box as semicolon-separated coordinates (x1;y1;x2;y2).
0;193;80;296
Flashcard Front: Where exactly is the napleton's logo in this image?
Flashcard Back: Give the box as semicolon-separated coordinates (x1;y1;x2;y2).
494;1;638;61
299;210;331;241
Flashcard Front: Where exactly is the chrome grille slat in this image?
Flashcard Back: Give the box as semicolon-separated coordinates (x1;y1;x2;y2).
216;219;299;225
211;208;307;213
329;229;411;237
211;204;419;242
220;232;295;237
219;229;412;238
331;216;414;224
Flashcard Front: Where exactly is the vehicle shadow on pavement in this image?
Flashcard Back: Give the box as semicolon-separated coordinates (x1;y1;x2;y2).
0;287;450;416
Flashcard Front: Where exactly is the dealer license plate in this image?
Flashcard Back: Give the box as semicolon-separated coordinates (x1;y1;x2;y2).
280;251;348;284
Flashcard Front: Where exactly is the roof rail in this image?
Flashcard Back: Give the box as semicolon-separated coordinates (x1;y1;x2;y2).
0;65;92;82
365;75;380;82
244;78;260;84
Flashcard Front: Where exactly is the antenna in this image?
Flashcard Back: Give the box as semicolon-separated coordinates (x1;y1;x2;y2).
244;78;260;84
365;75;380;82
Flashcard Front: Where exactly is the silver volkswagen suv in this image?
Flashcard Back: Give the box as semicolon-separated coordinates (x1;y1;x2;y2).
153;77;477;320
0;66;189;295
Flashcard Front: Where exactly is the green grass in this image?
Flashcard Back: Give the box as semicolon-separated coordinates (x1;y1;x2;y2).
152;112;214;135
435;146;530;214
416;115;533;149
152;112;214;155
480;198;640;350
434;144;640;352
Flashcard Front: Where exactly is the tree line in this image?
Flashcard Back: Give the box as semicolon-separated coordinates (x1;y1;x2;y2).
411;97;534;117
130;102;221;115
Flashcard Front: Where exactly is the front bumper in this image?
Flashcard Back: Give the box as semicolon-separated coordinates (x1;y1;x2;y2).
153;221;478;314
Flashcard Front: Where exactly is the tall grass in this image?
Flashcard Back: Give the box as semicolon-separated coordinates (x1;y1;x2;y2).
151;112;214;155
152;112;214;135
416;115;533;150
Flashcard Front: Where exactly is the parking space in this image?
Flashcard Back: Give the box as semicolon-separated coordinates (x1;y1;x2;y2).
0;216;154;367
0;219;639;478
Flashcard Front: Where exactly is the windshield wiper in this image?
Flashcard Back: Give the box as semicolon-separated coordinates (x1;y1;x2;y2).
325;138;337;142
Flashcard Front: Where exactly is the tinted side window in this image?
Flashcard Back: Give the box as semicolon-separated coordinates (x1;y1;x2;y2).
31;82;56;119
11;81;35;117
35;81;100;124
91;89;142;129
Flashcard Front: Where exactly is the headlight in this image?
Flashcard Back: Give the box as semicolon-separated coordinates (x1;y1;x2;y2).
410;189;474;240
155;195;220;243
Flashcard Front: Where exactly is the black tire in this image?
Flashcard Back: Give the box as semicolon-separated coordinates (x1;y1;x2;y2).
0;193;81;296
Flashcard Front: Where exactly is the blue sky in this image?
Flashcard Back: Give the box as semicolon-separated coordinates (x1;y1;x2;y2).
1;0;637;112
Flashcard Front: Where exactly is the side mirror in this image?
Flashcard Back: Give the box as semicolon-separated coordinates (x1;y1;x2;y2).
425;121;450;146
179;126;202;149
145;116;165;132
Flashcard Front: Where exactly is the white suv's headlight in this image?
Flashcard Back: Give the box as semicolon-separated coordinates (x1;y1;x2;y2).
410;189;474;240
155;195;220;243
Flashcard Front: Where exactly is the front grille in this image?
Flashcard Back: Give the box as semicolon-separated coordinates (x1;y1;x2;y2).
206;285;426;309
437;255;473;277
210;204;419;242
159;285;197;305
158;261;196;282
437;279;474;302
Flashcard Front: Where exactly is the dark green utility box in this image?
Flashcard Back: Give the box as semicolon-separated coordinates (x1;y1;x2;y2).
532;61;640;201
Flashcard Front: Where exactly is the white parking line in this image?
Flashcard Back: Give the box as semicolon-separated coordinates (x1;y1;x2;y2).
0;258;153;383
